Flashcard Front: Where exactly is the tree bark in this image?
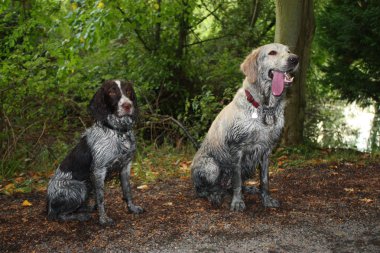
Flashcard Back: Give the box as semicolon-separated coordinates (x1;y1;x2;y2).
274;0;315;145
369;103;380;151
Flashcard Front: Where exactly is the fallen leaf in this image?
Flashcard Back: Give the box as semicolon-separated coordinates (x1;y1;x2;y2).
14;177;25;183
245;180;258;186
4;183;15;191
344;188;354;193
35;185;47;192
137;185;149;190
360;198;373;203
163;202;173;206
22;200;32;207
31;174;41;180
277;155;288;161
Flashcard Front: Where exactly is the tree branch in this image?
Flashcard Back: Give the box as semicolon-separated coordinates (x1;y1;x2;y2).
191;2;224;29
151;114;200;149
200;0;222;22
185;34;234;47
249;0;260;28
257;19;275;42
116;6;152;51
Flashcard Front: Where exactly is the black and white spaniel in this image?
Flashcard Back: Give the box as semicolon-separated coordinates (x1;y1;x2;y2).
47;80;143;226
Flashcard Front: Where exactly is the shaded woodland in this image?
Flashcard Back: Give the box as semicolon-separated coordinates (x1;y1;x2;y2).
1;0;379;177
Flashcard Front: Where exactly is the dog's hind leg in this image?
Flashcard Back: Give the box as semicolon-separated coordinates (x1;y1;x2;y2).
77;186;97;212
192;158;224;207
47;179;89;221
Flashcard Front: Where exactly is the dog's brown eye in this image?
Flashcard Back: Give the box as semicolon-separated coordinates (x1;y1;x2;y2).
268;50;277;55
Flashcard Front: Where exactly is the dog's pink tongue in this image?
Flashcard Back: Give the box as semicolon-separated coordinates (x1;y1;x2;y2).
272;71;285;96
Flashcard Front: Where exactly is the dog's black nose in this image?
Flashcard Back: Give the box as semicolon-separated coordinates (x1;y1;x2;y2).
288;54;299;66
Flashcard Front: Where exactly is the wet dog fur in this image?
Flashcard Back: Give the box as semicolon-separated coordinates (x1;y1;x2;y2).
191;43;299;211
47;80;143;225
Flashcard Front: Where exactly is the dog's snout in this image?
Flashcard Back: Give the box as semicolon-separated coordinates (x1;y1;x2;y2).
122;102;132;111
288;54;299;66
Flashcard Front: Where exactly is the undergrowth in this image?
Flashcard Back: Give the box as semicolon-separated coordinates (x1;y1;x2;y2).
0;139;379;196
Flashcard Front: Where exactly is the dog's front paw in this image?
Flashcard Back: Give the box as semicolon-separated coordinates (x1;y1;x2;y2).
128;204;144;214
230;198;246;211
262;195;280;208
99;215;115;226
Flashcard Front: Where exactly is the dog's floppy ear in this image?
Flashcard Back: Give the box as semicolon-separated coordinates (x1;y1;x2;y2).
240;47;260;84
89;86;110;122
125;82;139;122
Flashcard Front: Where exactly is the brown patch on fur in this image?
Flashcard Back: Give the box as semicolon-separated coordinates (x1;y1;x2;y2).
240;47;261;84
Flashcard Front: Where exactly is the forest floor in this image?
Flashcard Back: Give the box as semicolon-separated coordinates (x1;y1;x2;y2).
1;155;379;252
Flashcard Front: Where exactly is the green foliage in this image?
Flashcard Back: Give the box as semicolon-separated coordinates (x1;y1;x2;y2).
2;0;376;179
317;0;380;106
304;0;380;151
0;0;278;178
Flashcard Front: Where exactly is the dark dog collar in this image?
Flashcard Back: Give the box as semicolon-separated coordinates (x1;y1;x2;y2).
245;89;260;108
100;121;129;133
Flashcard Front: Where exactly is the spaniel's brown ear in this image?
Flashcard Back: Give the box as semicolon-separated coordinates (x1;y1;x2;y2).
124;81;139;122
240;47;261;84
89;85;111;122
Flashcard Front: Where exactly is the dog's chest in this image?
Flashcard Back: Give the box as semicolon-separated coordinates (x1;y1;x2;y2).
90;129;136;168
244;111;284;145
108;132;135;158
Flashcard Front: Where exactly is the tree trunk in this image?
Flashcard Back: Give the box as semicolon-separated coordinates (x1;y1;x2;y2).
274;0;315;145
369;103;380;151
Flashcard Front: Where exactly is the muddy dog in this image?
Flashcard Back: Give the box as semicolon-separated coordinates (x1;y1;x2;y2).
47;80;143;225
191;43;299;211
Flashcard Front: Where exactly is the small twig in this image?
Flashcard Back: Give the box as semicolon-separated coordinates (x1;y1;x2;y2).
116;6;152;52
3;113;16;149
185;34;233;47
3;120;39;161
78;117;87;129
155;114;200;149
33;119;47;148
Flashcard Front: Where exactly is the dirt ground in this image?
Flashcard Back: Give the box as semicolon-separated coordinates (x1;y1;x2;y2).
1;161;379;252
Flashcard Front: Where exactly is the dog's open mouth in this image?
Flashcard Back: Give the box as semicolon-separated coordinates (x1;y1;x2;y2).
268;70;295;96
